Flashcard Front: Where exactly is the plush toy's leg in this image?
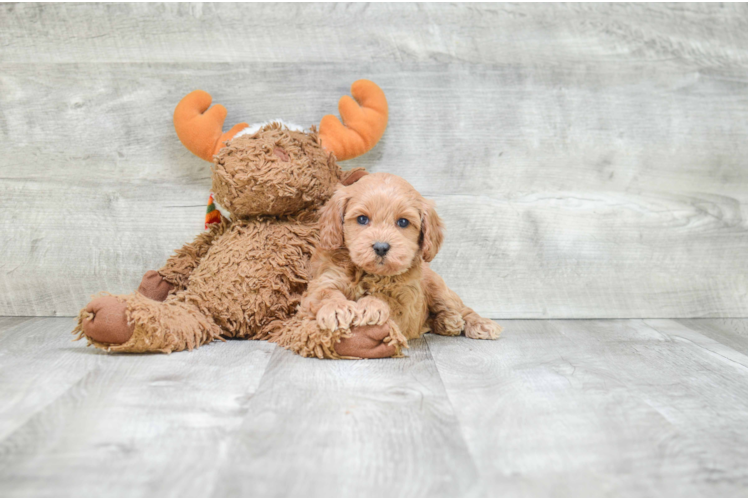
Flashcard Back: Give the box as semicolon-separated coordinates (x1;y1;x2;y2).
270;313;407;359
73;293;222;354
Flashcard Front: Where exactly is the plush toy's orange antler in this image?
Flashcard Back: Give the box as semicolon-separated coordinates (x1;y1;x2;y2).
319;80;388;161
174;91;249;162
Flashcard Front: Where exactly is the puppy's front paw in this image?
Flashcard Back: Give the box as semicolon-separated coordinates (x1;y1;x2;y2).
353;296;390;326
316;300;357;332
464;315;502;340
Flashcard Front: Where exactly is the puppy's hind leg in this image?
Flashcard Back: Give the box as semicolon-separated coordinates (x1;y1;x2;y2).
462;308;502;340
422;263;502;340
429;307;465;337
422;264;465;337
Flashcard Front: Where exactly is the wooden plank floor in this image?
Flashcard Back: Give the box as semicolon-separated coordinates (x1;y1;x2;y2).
1;318;748;496
0;318;748;498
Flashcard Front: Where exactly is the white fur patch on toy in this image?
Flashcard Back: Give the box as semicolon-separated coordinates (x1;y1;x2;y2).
235;120;306;138
211;193;233;220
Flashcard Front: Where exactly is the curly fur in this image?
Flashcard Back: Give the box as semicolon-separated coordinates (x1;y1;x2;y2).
74;124;350;353
212;124;340;217
180;215;319;340
272;173;502;359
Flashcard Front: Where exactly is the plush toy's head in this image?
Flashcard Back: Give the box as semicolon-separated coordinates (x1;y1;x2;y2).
211;124;339;217
173;80;388;220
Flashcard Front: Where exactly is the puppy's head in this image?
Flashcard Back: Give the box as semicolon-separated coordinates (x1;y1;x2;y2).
318;172;444;276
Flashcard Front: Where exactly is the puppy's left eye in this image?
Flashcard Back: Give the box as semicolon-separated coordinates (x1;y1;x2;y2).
357;215;370;225
396;218;410;228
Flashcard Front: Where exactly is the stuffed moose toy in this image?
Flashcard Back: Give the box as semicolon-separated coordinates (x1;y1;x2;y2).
74;80;392;358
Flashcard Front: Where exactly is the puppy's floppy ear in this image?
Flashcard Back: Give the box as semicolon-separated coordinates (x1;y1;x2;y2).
420;199;444;262
340;168;368;186
318;187;349;250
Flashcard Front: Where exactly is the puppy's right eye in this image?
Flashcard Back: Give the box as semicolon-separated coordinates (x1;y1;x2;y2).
357;215;369;225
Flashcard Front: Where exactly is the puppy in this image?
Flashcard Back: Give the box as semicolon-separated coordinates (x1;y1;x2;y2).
272;172;502;359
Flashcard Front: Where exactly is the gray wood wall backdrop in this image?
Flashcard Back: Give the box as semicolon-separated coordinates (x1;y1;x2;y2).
1;3;747;318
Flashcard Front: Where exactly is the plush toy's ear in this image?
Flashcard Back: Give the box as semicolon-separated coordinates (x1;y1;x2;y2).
340;168;369;186
318;188;349;251
420;199;444;262
319;80;388;162
174;90;249;162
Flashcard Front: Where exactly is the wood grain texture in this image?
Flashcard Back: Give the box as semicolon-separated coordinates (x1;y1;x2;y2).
0;318;275;497
1;3;748;317
426;319;748;496
3;317;748;496
2;3;747;65
0;317;100;443
212;338;480;497
675;318;748;356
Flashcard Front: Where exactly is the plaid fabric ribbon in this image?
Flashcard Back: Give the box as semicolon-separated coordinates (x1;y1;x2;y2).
205;193;222;229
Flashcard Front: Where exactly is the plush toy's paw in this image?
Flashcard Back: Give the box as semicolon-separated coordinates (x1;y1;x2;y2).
464;315;502;340
353;296;390;326
80;296;134;345
335;323;399;359
137;271;174;302
316;300;358;331
430;310;465;337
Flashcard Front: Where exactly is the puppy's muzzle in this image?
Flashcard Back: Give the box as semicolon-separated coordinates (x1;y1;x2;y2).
373;242;390;257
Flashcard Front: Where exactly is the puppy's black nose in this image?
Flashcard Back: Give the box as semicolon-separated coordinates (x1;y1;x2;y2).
373;242;390;257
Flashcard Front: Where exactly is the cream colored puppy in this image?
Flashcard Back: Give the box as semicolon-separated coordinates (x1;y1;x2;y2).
276;172;502;359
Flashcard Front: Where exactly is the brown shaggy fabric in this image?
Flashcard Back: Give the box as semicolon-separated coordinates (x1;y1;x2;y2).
74;124;352;354
179;214;319;340
159;219;230;291
212;125;341;218
89;293;222;354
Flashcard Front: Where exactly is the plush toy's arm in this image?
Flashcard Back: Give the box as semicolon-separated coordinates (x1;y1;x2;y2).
270;257;405;359
264;259;351;359
158;218;230;290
